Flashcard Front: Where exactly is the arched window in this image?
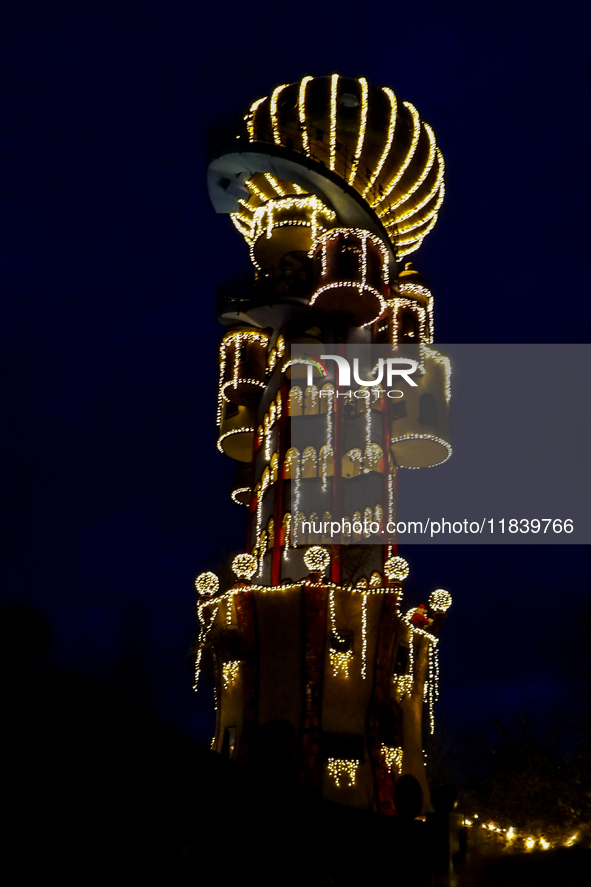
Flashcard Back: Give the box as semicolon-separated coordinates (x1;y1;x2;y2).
302;446;318;478
320;383;335;415
352;511;362;542
365;442;384;472
374;504;384;528
418;393;437;426
364;507;373;538
399;307;419;342
304;385;319;415
284;447;300;479
340;242;361;278
289;387;303;417
267;517;275;548
370;571;382;587
343;448;363;478
270;453;279;484
261;466;270;493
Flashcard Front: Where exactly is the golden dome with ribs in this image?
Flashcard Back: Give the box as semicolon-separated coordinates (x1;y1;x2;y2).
242;75;445;259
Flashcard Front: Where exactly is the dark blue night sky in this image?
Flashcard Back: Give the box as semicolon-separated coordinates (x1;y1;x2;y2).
2;0;590;754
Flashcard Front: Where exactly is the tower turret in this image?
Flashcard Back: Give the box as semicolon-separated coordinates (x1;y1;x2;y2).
196;75;452;815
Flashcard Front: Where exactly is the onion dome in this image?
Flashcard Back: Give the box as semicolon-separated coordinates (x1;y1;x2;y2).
233;75;445;259
397;262;431;291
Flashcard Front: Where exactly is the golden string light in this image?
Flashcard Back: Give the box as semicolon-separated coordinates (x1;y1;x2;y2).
330;649;353;678
429;588;452;612
232;553;258;580
396;216;440;256
247;96;266;141
217;426;255;455
328;758;359;788
395;151;445;225
230;487;250;506
463;815;578;854
389;123;436;215
264;172;286;196
245;176;271;203
361;593;368;679
310;281;387;327
372;102;421;209
397;212;439;245
270;84;289;145
390;296;432;344
311;227;389;269
243;76;445;256
298;75;313;155
195;572;219;596
321;388;334;492
292;450;301;546
392;673;413;697
381;744;403;771
217;329;269;425
330;73;339;171
348;77;368;187
223;661;240;689
230;214;251;239
427;642;439;733
390;433;452;468
304;546;330;573
362;86;397;198
422;346;451;402
384;556;410;581
193;595;220;691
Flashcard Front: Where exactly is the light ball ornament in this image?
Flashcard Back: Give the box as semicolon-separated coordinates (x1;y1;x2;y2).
304;546;330;574
231;553;257;580
384;556;410;582
195;571;219;596
429;588;452;612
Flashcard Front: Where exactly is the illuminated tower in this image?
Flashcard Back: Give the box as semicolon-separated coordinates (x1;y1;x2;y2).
196;75;452;814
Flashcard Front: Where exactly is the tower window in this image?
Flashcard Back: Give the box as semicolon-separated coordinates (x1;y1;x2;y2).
222;726;237;760
399;308;419;343
393;644;409;675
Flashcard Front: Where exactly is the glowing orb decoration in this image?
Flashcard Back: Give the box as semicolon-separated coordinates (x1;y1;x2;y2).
194;571;219;596
304;546;330;573
384;556;410;581
429;588;452;612
231;553;257;580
